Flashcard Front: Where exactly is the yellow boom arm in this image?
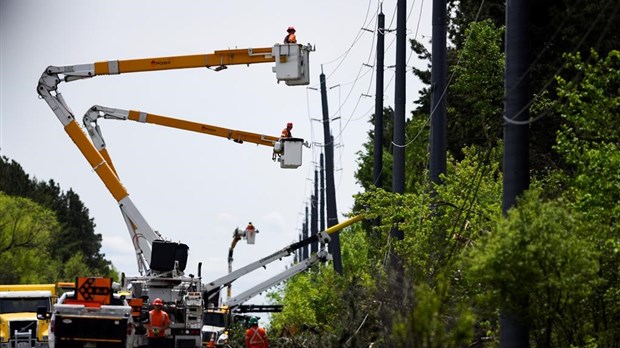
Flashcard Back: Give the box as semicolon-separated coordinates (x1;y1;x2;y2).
37;44;312;275
82;105;283;176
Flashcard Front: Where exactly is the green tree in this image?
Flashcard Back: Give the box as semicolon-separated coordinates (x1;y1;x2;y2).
269;224;381;347
350;145;503;347
463;189;599;347
354;109;430;194
270;13;620;348
61;252;94;281
448;0;620;173
0;156;113;275
0;192;60;283
553;49;620;347
448;20;504;159
355;107;395;191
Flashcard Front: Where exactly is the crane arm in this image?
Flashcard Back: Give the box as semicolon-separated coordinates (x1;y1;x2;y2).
40;44;312;88
223;250;331;309
203;215;364;297
44;47;274;83
83;105;280;150
36;84;160;275
37;43;313;276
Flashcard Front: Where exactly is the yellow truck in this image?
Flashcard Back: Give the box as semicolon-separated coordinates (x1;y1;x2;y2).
0;284;55;348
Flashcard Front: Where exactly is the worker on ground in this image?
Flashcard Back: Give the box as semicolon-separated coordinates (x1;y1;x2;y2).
245;317;269;348
284;26;297;44
146;298;170;348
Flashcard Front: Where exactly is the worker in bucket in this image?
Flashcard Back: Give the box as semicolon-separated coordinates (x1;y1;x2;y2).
273;122;293;161
245;316;269;348
146;298;170;348
281;122;293;138
245;222;257;244
284;26;297;44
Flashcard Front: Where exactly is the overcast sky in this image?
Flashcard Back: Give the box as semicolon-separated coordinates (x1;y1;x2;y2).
1;0;431;308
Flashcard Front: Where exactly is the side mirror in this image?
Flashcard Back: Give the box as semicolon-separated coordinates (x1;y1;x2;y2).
36;306;51;320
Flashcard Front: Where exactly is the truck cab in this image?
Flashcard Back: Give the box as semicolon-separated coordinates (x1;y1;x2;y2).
201;308;229;347
0;285;54;348
45;291;134;348
41;278;134;348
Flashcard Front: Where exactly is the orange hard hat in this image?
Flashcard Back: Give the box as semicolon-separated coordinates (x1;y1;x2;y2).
287;26;296;33
152;298;164;306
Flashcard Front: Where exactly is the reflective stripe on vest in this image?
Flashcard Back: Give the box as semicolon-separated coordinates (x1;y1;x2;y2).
249;327;265;344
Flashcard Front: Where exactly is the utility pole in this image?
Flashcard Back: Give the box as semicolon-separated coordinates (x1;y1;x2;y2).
319;153;326;250
320;153;326;233
320;68;343;274
295;234;301;263
303;205;309;260
373;9;386;188
501;0;531;346
391;0;406;240
430;0;447;187
311;169;319;254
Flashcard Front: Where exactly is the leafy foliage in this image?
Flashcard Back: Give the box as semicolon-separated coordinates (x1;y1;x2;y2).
464;189;599;346
0;192;60;283
0;156;117;281
273;39;619;348
448;20;504;157
553;49;620;347
268;225;382;347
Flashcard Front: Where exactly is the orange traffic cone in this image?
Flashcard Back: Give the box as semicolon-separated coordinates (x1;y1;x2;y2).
207;333;215;348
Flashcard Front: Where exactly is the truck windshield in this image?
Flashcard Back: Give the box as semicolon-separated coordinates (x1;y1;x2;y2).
203;312;226;327
0;297;50;313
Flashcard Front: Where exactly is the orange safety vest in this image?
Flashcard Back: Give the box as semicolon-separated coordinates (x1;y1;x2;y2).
245;327;268;348
148;309;170;338
284;33;297;44
281;128;292;138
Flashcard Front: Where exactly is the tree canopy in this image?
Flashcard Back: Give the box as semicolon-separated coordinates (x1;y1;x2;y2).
270;0;620;344
0;156;118;282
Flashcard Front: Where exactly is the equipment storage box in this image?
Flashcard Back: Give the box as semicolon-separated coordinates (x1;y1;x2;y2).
280;138;303;169
150;241;189;272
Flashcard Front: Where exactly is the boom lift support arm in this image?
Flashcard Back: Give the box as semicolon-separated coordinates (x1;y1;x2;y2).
83;105;282;175
203;215;364;302
37;45;313;275
223;250;331;308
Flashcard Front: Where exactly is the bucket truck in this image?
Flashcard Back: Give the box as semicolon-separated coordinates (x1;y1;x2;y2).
37;43;313;348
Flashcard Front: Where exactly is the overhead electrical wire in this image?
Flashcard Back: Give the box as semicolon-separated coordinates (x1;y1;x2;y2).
420;0;619;267
324;0;424;194
326;0;422;142
394;0;486;149
299;0;430;224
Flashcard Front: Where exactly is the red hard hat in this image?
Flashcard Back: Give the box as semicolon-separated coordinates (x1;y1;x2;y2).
287;26;296;33
152;298;164;306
